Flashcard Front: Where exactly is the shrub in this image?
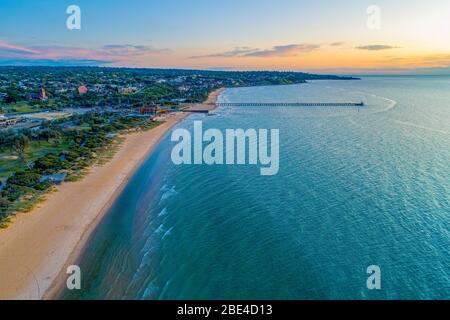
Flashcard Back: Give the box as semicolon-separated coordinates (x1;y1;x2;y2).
3;186;23;202
7;171;42;188
0;197;9;209
34;154;63;173
34;181;52;191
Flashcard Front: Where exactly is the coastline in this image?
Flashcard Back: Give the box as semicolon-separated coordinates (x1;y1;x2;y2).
0;88;224;300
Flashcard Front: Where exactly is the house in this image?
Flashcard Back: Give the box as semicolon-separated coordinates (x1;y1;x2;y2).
119;87;138;95
78;85;88;94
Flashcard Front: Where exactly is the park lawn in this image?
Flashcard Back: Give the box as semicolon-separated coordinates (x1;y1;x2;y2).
76;122;92;130
0;102;40;114
0;99;58;115
0;158;23;180
0;139;70;180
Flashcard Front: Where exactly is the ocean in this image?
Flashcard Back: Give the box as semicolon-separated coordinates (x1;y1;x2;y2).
61;76;450;300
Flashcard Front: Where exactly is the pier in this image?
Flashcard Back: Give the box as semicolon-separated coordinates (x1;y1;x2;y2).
181;109;210;113
208;102;364;107
179;101;365;114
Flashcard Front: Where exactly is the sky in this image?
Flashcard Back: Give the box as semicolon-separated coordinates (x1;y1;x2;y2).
1;0;450;74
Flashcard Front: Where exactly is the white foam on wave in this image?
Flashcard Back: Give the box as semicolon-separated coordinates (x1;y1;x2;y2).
155;223;165;234
141;284;159;299
161;187;177;200
141;235;154;252
162;227;174;240
158;207;169;217
159;186;178;205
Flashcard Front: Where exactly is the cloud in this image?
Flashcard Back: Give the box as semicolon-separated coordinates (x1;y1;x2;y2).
0;41;40;55
411;54;450;66
0;41;167;66
102;44;168;56
330;42;344;47
0;59;111;67
190;44;320;59
382;54;450;67
189;47;259;59
308;65;450;75
245;44;320;57
356;45;400;51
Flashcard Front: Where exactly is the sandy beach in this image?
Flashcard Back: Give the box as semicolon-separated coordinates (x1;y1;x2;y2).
0;88;224;300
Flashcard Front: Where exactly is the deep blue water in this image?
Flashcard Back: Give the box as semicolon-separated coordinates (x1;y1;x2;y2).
61;76;450;299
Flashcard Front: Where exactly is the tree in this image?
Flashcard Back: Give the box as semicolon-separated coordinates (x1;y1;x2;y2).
4;86;20;104
39;129;61;143
13;134;30;163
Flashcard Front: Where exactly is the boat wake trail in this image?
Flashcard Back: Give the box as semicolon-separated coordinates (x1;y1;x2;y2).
392;120;449;135
349;90;398;114
369;94;397;114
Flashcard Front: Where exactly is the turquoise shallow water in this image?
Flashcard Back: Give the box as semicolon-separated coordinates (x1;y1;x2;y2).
61;76;450;300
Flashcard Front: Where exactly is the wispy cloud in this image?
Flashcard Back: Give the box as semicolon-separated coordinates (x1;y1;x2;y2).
0;41;40;55
190;44;320;59
383;54;450;67
0;40;167;66
308;65;450;75
189;47;259;59
245;44;320;57
330;42;345;47
0;59;110;67
356;45;400;51
102;44;168;56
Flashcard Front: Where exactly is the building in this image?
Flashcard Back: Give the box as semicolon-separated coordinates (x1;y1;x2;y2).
119;87;138;95
39;88;48;101
0;117;23;127
24;88;48;101
78;85;88;94
139;105;158;115
156;108;168;114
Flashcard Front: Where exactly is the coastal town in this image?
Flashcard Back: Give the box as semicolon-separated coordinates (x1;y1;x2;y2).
1;0;448;304
0;66;356;223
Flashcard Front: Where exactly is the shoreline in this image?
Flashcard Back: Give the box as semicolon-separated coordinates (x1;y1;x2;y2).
0;88;224;300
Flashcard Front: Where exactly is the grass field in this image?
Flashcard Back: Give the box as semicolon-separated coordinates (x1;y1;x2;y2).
0;140;69;180
0;100;59;115
0;102;41;114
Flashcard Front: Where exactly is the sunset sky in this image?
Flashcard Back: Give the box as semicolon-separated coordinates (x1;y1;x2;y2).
1;0;450;74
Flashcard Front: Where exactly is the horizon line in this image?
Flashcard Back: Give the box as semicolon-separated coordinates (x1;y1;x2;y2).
0;65;449;77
